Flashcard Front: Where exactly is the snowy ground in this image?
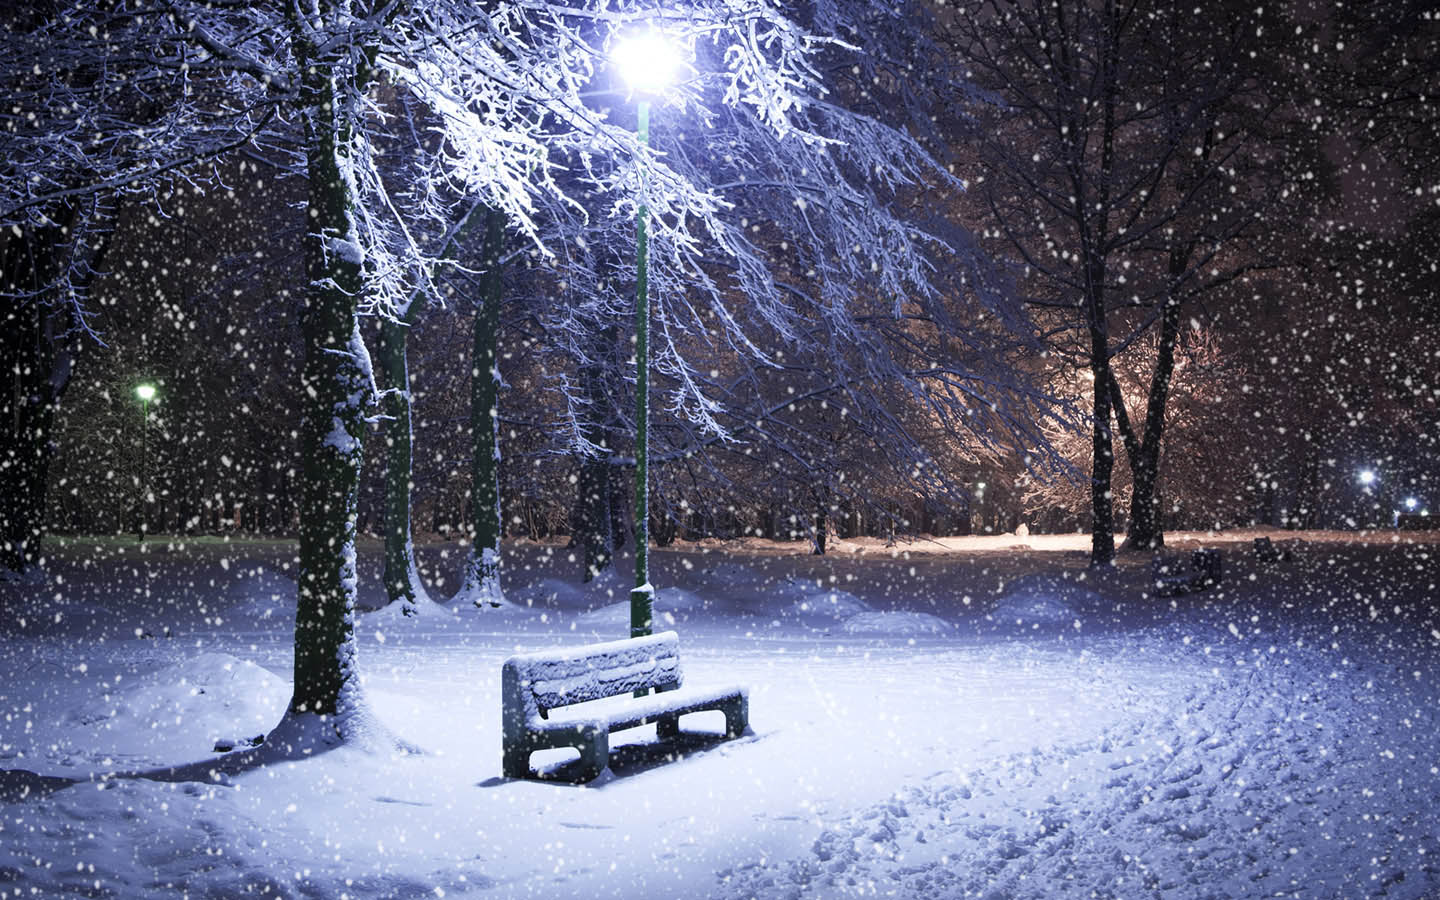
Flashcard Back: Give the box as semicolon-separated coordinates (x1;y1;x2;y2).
2;528;1438;899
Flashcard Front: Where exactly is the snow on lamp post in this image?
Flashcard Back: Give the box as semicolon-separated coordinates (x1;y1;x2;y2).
613;30;680;640
135;383;156;542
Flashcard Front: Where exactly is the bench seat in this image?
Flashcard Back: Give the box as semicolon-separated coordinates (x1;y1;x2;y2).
536;682;749;736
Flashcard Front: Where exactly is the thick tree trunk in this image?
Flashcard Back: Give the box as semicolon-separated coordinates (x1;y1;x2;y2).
278;34;389;754
376;317;432;615
453;208;506;607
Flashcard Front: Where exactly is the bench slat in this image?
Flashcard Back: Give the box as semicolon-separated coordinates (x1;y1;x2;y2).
531;657;679;710
539;683;746;734
509;631;683;710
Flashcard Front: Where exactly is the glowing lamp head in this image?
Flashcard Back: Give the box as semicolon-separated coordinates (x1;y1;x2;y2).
613;31;681;96
1358;469;1376;486
136;383;156;402
1405;497;1419;510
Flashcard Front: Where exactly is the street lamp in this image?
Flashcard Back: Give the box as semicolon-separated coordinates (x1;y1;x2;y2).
135;383;156;542
613;30;680;641
1358;468;1377;487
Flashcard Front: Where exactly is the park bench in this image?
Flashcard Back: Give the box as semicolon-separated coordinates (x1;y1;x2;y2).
501;630;749;782
1252;536;1291;563
1152;548;1223;596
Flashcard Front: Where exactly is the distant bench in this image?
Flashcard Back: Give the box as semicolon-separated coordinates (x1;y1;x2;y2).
501;631;749;782
1152;548;1223;596
1252;536;1294;563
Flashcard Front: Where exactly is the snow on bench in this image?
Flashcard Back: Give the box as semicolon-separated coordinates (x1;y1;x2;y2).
501;631;749;782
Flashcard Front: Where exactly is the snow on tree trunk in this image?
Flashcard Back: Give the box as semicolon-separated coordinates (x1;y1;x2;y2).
454;207;506;609
376;316;433;616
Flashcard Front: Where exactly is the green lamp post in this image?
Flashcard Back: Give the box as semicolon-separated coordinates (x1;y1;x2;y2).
613;30;681;640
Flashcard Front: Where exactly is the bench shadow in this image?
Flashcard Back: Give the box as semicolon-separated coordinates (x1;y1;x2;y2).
479;729;747;789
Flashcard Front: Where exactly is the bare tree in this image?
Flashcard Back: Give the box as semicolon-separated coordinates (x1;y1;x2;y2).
942;0;1314;563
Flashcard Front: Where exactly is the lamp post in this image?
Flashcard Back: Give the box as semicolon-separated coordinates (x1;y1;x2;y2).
613;31;680;640
135;383;156;542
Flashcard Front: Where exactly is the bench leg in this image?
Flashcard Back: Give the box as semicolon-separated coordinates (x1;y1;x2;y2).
722;694;749;738
656;713;681;740
575;729;609;783
502;745;531;779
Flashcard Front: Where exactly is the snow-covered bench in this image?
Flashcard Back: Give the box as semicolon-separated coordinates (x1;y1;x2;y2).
501;631;749;782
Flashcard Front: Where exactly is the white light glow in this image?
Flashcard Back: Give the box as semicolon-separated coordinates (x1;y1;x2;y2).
136;384;156;402
613;31;681;96
1405;497;1419;510
1358;469;1376;486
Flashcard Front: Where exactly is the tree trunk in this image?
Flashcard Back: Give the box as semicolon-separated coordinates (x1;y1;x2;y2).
376;316;432;615
575;326;618;581
812;486;829;555
577;448;614;581
453;207;506;607
0;212;84;580
1122;293;1183;550
276;29;391;754
1086;257;1116;566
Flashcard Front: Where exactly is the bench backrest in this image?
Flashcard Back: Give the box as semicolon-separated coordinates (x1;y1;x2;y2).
502;631;684;721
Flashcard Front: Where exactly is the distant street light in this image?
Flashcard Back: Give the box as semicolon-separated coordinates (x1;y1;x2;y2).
135;383;157;542
1405;496;1419;510
613;30;681;641
1357;468;1377;487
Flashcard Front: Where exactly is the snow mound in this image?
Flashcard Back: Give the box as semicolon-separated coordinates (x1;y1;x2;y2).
224;565;297;622
991;573;1100;624
530;568;636;610
700;561;768;586
362;598;456;622
65;652;286;757
786;588;871;620
840;610;953;635
0;566;45;586
575;587;708;628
